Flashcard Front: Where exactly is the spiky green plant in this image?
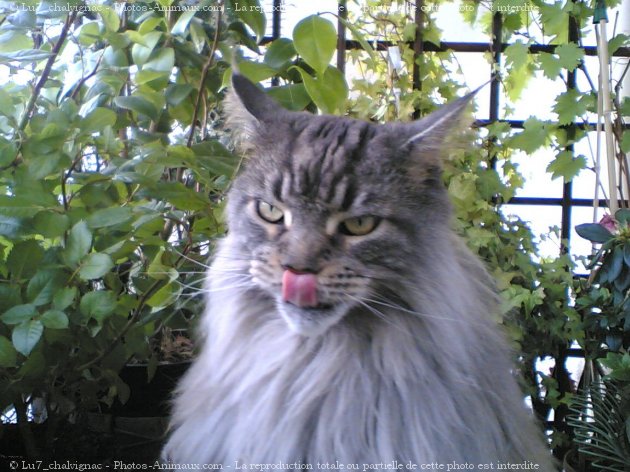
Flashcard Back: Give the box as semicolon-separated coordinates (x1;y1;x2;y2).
568;381;630;471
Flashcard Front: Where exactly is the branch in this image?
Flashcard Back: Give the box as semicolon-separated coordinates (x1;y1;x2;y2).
186;3;223;148
75;244;193;373
18;11;77;132
160;4;223;241
6;11;78;170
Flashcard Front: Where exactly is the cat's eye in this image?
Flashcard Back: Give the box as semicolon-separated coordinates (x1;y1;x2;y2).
256;200;284;224
339;216;379;236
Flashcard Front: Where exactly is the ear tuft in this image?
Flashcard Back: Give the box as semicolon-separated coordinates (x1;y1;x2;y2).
223;74;284;154
398;85;486;181
403;87;481;149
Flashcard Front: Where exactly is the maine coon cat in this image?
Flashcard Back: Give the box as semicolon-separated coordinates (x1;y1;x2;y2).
163;74;555;469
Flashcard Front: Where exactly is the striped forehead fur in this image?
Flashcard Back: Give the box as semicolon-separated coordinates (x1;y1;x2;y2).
263;117;373;208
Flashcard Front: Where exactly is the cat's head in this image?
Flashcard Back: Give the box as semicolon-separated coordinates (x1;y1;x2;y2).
223;74;474;337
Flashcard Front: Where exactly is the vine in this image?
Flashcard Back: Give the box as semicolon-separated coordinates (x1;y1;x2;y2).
0;0;628;465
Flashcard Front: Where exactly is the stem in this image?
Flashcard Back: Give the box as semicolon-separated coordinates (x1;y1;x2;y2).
17;12;78;136
159;4;223;242
75;278;163;372
0;13;77;171
186;3;223;148
70;51;105;100
61;153;84;211
75;244;192;372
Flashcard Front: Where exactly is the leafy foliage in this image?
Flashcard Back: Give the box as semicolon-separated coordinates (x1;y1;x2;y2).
573;211;630;470
0;0;627;465
569;382;630;472
576;210;630;359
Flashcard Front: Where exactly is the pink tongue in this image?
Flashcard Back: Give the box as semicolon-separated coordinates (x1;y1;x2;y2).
282;270;318;308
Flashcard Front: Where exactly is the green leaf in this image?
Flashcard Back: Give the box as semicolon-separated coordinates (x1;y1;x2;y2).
79;253;115;281
139;17;164;36
144;48;175;73
338;16;376;63
293;66;348;114
7;240;44;281
615;209;630;225
114;373;131;404
538;52;562;79
615;266;630;291
621;130;630;154
0;90;15;118
0;49;53;63
0;189;58;216
0;31;32;53
546;151;586;182
0;336;18;367
40;310;69;329
293;15;337;76
147;247;169;280
114;95;160;120
553;89;588;125
146;282;181;309
25;152;68;180
608;34;629;55
131;32;162;66
171;10;196;36
147;182;211;211
63;221;92;267
0;215;24;238
77;22;101;47
79;291;117;324
0;285;21;314
227;21;260;54
605;333;623;351
190;141;239;177
32;211;70;239
509;118;550;153
12;320;44;356
538;2;568;43
166;84;194;107
135;70;169;86
53;287;77;311
264;38;297;70
504;40;529;70
103;45;128;67
0;138;17;167
230;0;266;42
100;6;120;33
228;61;276;85
1;304;37;325
266;84;311;111
555;43;584;72
624;243;630;267
86;207;133;229
608;246;624;281
81;107;117;134
26;270;67;306
575;223;614;243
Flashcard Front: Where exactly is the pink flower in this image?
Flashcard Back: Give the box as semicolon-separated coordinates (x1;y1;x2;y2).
599;214;617;233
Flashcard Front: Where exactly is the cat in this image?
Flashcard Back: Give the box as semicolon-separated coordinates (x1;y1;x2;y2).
162;73;556;470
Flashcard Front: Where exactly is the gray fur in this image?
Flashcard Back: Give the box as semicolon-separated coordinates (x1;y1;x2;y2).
163;75;555;470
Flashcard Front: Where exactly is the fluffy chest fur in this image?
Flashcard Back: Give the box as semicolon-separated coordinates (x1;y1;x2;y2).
163;75;555;469
164;242;553;468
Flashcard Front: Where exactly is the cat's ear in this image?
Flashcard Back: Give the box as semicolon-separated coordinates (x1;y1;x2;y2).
402;88;479;151
398;87;481;180
224;73;285;154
